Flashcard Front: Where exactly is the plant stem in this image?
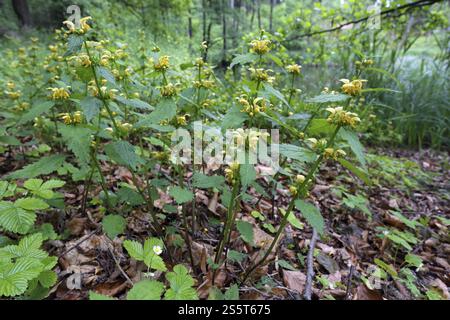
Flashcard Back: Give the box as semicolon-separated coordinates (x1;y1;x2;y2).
242;125;341;283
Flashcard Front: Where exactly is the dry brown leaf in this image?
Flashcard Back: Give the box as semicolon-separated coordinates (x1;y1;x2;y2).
354;284;383;300
282;270;306;294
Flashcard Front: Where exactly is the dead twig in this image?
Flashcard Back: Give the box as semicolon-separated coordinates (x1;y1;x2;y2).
304;228;318;300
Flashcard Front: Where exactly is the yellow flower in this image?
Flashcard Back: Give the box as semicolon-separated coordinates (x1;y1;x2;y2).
295;174;305;184
250;39;271;55
72;111;83;123
60;113;72;124
286;64;302;75
48;87;70;100
154;55;170;72
6;81;15;90
225;162;240;183
326;107;360;127
63;16;92;34
177;115;188;126
160;83;177;97
323;148;346;160
289;185;298;196
339;79;367;96
248;67;275;83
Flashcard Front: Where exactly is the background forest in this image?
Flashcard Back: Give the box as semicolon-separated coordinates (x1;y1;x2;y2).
0;0;448;301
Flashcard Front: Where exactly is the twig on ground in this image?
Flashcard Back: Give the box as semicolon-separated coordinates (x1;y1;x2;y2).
304;228;319;300
107;245;134;286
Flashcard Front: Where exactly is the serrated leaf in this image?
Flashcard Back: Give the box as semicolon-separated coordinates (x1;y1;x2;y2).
221;106;249;129
339;128;366;169
337;158;371;185
295;200;324;235
230;53;257;68
18;101;54;125
280;209;304;230
264;83;289;107
115;96;153;111
64;35;84;56
0;259;43;297
37;270;57;288
89;291;116;300
127;280;164;300
135;99;176;128
239;163;256;188
105;140;143;170
59;124;92;166
307;119;336;135
6;155;66;179
78;97;101;123
123;240;144;261
169;186;194;204
143;238;167;271
164;264;198;300
236;220;254;246
192;173;225;189
15;198;49;211
278;144;316;162
0;201;36;234
102;215;126;239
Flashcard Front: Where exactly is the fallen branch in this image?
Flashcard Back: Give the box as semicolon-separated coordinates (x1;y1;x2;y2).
303;228;319;300
285;0;443;41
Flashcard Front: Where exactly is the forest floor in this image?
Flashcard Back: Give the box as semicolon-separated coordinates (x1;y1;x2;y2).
2;147;448;300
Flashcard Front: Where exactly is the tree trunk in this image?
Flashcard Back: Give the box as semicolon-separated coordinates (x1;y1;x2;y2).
269;0;274;32
257;0;261;30
12;0;32;27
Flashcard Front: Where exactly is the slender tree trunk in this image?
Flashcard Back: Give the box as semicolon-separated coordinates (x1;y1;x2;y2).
222;0;227;62
12;0;32;27
188;8;193;52
269;0;274;32
257;0;261;30
250;0;256;30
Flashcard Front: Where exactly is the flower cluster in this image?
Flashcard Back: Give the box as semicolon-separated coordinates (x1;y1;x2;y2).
250;39;271;55
326;107;361;127
63;16;92;34
323;148;346;160
248;67;275;83
286;64;302;75
48;87;70;100
224;162;240;184
160;83;178;97
153;55;170;72
340;79;367;96
238;96;268;117
60;111;83;125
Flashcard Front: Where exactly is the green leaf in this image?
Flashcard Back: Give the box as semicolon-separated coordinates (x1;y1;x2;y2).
15;198;49;211
164;264;198;300
280;209;304;230
102;215;126;239
230;53;257;68
59;125;93;166
17;101;54;125
239;163;256;188
143;238;167;271
192;173;225;189
78;97;101;123
0;201;36;234
169;186;194;204
295;200;325;235
227;250;246;263
115;96;153;111
64;35;84;56
0;135;21;146
37;270;57;288
221;106;249;129
6;155;66;179
127;280;164;300
40;179;65;190
0;259;43;297
89;291;116;300
278;259;297;271
224;284;239;300
264;84;290;107
236;220;254;246
405;254;423;269
337;158;371;185
306;93;350;104
374;258;398;278
0;233;47;260
123;240;144;261
135;99;176;127
307;119;336;135
339;128;366;169
278;144;316;162
104;140;143;170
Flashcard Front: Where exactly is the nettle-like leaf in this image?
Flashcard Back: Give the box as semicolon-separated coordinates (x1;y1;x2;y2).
64;34;84;56
0;201;36;234
306;93;350;104
105;140;143;170
59;125;93;166
239;163;256;188
278;144;316;163
169;186;194;204
102;214;126;239
164;264;198;300
192;172;225;189
280;208;304;230
123;238;167;271
78;97;102;123
236;220;254;246
127;280;164;300
135;99;176;128
295;200;325;235
230;53;257;69
6;155;66;179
